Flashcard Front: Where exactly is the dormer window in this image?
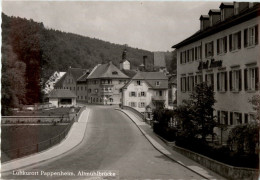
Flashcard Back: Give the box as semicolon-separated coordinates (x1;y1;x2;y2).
156;81;160;86
112;71;118;75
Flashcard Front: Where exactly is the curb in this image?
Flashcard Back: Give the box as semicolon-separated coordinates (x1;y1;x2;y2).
115;108;210;180
2;107;91;173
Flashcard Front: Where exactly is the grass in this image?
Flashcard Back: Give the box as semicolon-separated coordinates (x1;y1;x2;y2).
12;107;80;116
1;124;70;162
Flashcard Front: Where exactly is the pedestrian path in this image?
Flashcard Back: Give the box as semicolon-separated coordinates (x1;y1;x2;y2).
1;107;91;173
116;108;225;180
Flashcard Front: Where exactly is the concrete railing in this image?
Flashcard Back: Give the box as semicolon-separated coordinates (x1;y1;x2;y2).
172;145;259;180
122;106;145;120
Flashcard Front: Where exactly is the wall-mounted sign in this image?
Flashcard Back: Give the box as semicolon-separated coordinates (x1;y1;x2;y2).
198;59;222;70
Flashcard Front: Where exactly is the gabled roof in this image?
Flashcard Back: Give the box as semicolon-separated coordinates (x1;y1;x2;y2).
209;9;221;14
48;89;76;98
122;72;168;90
132;72;168;80
219;2;234;9
87;61;129;79
121;69;137;78
68;67;87;80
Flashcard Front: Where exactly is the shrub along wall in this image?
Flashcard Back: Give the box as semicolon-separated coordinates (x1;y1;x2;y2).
172;145;259;180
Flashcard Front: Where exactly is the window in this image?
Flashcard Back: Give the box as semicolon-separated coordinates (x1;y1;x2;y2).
181;77;186;92
112;71;118;75
205;74;214;89
195;74;203;85
139;102;146;108
140;92;146;97
159;90;163;96
88;89;92;93
195;46;202;60
217;36;227;54
230;69;241;91
156;81;160;86
129;102;136;107
217;72;227;91
137;81;141;85
130;92;136;97
205;41;214;58
180;51;186;64
245;67;258;91
81;87;83;91
221;111;228;125
244;113;248;124
234;112;242;125
187;49;194;62
244;25;258;47
229;31;241;51
187;76;195;91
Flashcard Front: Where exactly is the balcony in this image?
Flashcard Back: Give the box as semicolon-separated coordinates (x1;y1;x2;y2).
152;96;166;101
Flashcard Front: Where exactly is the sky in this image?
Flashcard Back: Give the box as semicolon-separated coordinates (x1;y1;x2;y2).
2;1;222;52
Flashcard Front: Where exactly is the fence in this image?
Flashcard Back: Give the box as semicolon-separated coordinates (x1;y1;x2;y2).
1;107;85;163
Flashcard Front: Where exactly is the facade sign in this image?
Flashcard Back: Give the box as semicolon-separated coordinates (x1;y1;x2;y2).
198;59;222;70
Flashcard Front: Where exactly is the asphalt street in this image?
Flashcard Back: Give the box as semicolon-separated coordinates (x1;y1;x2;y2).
2;106;204;180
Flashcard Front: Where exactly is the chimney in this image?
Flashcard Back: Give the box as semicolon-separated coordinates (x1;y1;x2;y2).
200;15;210;31
143;56;148;71
208;9;221;26
219;2;234;21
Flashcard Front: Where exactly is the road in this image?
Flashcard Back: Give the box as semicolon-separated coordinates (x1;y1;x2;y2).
2;106;204;179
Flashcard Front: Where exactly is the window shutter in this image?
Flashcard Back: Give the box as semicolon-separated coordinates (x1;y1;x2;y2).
195;47;197;60
224;36;227;53
184;51;186;63
192;48;194;61
144;92;146;97
200;45;202;59
239;70;242;91
217;111;220;124
244;69;248;91
217;73;220;91
244;29;248;47
230;112;233;125
138;92;140;97
224;72;227;91
186;50;189;62
238;31;241;49
187;77;190;91
184;77;186;92
229;71;233;91
255;25;258;45
211;41;214;56
211;74;214;90
129;92;131;97
217;39;220;54
229;34;233;51
180;52;183;64
138;102;141;108
255;67;259;90
195;76;197;85
181;78;183;91
205;44;207;58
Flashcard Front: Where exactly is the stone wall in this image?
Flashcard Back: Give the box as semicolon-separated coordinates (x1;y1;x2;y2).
172;145;259;180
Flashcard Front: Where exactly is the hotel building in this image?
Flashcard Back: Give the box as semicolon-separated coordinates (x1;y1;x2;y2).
172;2;260;141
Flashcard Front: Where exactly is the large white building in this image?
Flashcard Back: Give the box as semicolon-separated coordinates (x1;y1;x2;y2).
172;2;259;141
121;72;169;113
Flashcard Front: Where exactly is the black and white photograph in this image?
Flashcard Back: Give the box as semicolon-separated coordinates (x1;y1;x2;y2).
1;1;259;179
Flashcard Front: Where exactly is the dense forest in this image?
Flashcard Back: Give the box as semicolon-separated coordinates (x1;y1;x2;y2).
1;13;176;115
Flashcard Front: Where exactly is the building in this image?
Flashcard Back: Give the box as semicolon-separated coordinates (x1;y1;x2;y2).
48;89;76;107
121;71;169;113
172;2;260;142
54;67;87;97
85;61;130;105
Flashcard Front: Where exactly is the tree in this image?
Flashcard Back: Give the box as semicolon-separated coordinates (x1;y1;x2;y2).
175;82;216;141
2;44;26;115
